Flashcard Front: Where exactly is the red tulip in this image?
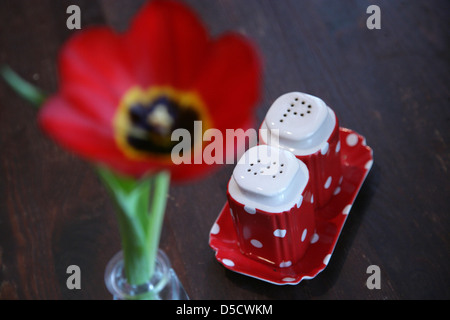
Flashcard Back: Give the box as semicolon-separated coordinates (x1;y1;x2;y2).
38;0;261;181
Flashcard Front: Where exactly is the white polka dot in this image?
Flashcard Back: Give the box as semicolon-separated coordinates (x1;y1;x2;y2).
229;207;233;216
324;176;332;189
244;206;256;214
333;186;341;195
222;259;235;267
282;277;296;282
279;261;292;268
365;160;373;170
323;254;331;265
296;195;303;208
346;133;358;147
273;229;287;238
339;176;344;185
362;138;367;146
250;239;263;248
310;233;319;244
320;142;329;155
342;204;352;215
210;223;220;235
335;140;341;153
311;194;314;204
301;229;307;242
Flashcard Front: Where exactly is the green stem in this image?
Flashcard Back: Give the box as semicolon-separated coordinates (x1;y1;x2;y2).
0;65;46;107
146;171;171;278
97;167;171;297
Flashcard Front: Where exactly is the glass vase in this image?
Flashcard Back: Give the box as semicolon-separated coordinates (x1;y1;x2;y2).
104;249;189;300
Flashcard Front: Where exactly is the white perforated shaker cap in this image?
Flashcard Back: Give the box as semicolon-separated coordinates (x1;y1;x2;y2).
260;92;337;156
228;145;309;213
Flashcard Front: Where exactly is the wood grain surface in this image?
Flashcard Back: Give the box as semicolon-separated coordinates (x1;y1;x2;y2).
0;0;449;299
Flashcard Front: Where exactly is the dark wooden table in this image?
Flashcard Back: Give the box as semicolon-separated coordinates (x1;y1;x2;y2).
0;0;449;300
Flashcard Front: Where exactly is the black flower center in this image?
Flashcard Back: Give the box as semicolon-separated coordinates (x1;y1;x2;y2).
114;87;209;160
127;96;200;155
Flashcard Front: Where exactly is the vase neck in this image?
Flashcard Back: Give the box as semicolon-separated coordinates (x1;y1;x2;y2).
105;249;171;300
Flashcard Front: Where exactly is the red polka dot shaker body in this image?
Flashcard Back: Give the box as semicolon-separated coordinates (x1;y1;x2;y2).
260;92;342;211
227;145;315;269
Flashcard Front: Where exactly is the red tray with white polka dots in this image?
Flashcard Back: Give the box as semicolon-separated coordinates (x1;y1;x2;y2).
209;128;373;285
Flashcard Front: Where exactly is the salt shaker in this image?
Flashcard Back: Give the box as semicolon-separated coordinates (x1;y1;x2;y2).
259;92;342;210
227;145;315;268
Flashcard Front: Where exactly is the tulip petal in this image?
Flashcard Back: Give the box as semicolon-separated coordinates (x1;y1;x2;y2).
59;27;133;105
39;95;121;161
193;33;262;131
61;83;117;127
125;0;208;89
